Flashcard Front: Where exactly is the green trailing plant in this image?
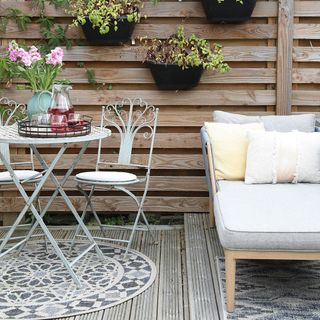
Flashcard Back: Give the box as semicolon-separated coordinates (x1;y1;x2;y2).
40;24;73;50
145;26;230;73
32;0;70;13
0;1;72;52
69;0;141;35
86;69;113;90
0;8;31;32
85;69;97;85
33;0;73;51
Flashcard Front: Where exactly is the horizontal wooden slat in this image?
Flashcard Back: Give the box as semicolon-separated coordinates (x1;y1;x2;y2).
2;22;277;40
59;68;277;84
11;154;204;170
292;90;320;106
293;68;320;84
65;46;277;62
293;47;320;62
0;46;276;62
295;1;320;16
2;176;208;192
14;132;201;149
4;107;272;127
294;24;320;39
4;89;276;106
8;68;275;84
0;1;278;18
0;196;208;212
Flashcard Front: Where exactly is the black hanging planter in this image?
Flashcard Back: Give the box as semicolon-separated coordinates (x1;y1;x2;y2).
148;63;203;90
81;16;136;44
201;0;257;23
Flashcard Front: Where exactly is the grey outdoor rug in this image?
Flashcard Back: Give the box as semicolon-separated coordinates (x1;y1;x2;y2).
0;241;156;320
216;257;320;320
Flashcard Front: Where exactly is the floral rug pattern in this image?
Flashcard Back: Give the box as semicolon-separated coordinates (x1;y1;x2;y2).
0;241;156;320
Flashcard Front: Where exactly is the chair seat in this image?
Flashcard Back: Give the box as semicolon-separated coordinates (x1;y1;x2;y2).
0;170;42;182
214;181;320;251
76;171;138;183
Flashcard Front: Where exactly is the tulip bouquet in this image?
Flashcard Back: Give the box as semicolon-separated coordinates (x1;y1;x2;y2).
0;41;64;92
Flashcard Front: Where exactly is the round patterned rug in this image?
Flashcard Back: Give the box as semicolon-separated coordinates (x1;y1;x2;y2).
0;241;156;320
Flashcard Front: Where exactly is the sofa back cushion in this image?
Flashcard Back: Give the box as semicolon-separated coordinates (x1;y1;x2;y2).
213;110;315;132
245;130;320;184
205;122;264;180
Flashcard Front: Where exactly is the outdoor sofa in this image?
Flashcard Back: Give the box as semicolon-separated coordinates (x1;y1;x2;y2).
201;111;320;312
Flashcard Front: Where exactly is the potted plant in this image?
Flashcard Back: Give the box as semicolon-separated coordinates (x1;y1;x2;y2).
144;26;230;90
69;0;141;44
0;41;64;118
201;0;257;23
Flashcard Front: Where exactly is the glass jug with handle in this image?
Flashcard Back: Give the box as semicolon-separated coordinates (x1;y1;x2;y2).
48;84;74;117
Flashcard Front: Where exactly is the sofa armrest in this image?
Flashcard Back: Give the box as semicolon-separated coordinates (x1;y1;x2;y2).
200;127;218;197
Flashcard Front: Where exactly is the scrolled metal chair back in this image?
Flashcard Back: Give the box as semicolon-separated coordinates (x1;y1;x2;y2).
0;97;27;166
0;97;27;126
99;98;159;168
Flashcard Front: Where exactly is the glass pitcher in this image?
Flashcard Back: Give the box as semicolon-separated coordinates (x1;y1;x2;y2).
48;84;74;117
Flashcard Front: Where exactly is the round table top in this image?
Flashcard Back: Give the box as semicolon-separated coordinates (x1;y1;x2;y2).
0;125;111;145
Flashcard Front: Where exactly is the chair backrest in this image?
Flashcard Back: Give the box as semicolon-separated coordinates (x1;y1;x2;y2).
97;98;159;172
0;97;30;167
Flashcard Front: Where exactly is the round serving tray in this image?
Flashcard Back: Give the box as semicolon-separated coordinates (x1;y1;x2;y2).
18;120;92;138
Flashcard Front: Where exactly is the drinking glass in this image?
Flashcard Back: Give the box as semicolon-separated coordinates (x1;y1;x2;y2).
50;114;67;132
31;114;41;126
38;113;51;125
68;113;84;130
31;113;51;126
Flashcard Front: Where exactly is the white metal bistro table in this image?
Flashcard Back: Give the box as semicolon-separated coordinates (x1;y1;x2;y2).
0;125;111;286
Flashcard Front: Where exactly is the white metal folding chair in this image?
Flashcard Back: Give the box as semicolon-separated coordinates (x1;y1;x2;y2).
0;97;42;238
71;98;159;254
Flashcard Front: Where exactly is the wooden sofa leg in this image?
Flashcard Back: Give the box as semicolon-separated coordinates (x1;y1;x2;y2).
209;197;215;227
225;250;236;312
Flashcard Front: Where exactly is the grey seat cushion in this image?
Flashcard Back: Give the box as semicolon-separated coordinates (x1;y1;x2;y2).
213;110;315;132
214;181;320;251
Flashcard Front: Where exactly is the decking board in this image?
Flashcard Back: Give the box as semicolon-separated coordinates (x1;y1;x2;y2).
184;214;220;320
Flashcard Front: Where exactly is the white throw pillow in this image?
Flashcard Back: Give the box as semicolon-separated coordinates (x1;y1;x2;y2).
245;131;320;184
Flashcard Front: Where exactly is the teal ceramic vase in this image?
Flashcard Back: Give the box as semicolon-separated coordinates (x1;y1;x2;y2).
27;91;52;119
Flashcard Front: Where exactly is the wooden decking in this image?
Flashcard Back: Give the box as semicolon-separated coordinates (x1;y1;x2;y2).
53;213;224;320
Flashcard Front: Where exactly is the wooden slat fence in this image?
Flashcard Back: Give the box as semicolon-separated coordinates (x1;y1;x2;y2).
0;0;319;219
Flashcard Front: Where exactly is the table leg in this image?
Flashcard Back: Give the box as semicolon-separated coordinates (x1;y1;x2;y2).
0;147;82;286
0;146;66;253
19;143;87;251
30;143;106;262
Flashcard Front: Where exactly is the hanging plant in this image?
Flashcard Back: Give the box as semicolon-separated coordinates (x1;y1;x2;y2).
69;0;141;44
144;26;230;90
201;0;257;23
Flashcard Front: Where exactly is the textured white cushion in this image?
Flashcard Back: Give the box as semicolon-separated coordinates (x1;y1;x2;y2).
245;131;320;184
0;170;42;182
76;171;137;182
